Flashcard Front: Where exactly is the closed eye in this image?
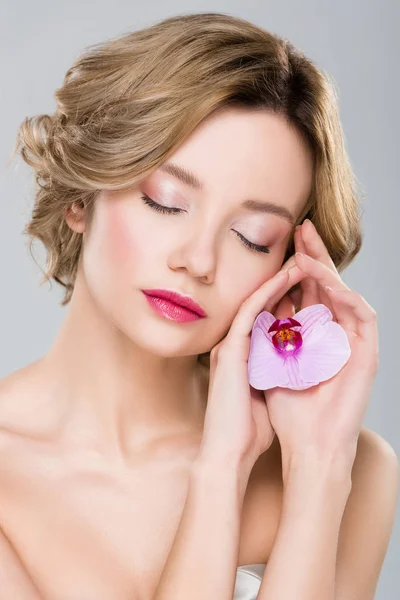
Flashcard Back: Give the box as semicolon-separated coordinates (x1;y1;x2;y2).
140;194;183;215
140;194;270;254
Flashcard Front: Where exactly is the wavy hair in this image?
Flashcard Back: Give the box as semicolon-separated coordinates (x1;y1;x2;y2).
10;12;363;368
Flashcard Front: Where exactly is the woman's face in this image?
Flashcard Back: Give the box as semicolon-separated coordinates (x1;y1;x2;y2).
72;107;314;357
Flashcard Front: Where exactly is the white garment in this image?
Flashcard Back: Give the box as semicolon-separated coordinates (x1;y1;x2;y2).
234;564;267;599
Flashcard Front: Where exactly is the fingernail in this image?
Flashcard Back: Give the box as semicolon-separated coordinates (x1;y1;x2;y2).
304;218;314;229
325;285;346;292
285;257;296;268
296;252;312;260
277;269;289;277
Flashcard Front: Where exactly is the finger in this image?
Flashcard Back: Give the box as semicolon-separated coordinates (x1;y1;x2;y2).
300;220;336;316
267;264;307;314
301;219;339;273
325;286;378;348
295;250;355;330
294;253;377;341
294;225;320;309
280;252;297;270
225;265;308;351
295;252;350;291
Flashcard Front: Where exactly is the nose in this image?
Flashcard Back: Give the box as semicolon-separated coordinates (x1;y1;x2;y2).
167;225;218;284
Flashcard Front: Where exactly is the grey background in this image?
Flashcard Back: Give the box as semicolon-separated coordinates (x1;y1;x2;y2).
0;0;399;597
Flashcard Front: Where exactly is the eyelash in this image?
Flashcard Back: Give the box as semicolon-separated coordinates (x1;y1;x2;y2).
140;194;271;255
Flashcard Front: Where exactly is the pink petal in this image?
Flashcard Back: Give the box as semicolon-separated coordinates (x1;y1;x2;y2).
248;327;289;389
292;304;333;342
252;309;276;335
281;354;320;390
297;321;351;382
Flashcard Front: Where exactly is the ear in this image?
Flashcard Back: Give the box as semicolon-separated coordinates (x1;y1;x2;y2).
63;201;86;234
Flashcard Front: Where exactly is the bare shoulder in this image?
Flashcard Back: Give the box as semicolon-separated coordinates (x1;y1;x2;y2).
334;427;399;597
0;360;46;435
354;426;399;465
0;361;52;468
349;426;399;499
0;364;46;598
0;367;26;435
0;361;40;401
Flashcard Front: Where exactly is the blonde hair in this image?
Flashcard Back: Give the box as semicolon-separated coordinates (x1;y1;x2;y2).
10;12;363;367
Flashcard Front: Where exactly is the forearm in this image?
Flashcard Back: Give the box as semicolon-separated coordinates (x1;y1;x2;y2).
257;451;353;600
152;456;251;600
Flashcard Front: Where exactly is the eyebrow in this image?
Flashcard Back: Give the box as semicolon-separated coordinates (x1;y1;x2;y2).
158;161;295;225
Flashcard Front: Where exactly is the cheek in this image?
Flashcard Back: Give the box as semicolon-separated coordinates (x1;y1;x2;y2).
224;255;281;300
106;200;138;265
219;255;286;327
103;198;158;279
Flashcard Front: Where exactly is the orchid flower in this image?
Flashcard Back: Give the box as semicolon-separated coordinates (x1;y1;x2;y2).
248;304;351;391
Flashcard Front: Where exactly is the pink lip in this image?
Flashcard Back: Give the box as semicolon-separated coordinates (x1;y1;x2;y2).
141;289;207;322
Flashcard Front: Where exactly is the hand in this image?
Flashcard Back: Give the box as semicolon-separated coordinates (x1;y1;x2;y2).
197;255;309;472
265;219;379;468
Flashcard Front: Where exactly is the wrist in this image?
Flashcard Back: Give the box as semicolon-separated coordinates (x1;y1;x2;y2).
281;447;354;491
192;452;253;501
195;443;256;472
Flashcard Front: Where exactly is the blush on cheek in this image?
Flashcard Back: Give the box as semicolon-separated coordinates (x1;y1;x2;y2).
106;197;139;265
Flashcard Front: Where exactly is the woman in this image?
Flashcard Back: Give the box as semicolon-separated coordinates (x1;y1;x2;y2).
1;11;398;600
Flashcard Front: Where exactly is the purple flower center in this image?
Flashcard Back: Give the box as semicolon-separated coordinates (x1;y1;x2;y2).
267;317;303;356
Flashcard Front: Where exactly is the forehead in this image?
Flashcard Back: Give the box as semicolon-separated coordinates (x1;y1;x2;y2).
155;107;314;223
